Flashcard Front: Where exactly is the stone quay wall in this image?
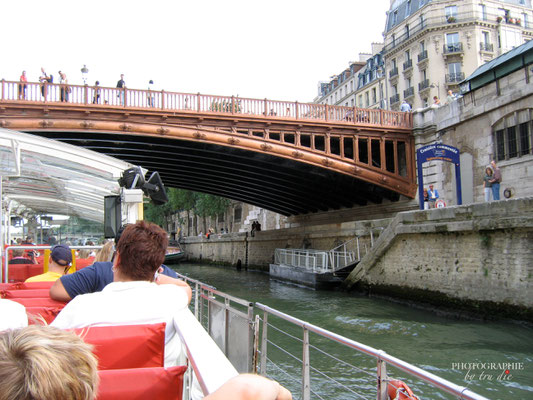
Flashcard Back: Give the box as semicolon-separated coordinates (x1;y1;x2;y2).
181;218;392;270
183;198;533;319
344;197;533;319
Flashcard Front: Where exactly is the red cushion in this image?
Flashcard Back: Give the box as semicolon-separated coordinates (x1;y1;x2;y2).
0;281;55;290
25;306;64;324
6;264;43;282
75;258;95;270
1;289;51;298
74;323;166;370
97;366;187;400
9;297;67;308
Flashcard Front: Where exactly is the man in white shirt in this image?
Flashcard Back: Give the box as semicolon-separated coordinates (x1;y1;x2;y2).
52;221;189;366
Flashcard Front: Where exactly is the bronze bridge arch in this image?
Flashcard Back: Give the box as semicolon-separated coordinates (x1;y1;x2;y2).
0;80;416;215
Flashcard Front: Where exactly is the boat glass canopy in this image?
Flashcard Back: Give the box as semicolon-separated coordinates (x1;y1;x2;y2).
0;128;132;222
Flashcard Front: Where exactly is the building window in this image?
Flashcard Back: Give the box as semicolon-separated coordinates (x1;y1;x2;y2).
445;32;460;52
445;5;458;19
234;207;242;222
447;62;462;82
524;13;529;28
372;88;377;104
365;92;369;107
493;110;533;161
420;14;425;28
480;4;487;21
405;24;410;39
406;0;411;15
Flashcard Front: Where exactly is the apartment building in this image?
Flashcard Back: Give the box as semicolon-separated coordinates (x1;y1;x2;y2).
383;0;533;110
354;43;387;109
314;59;366;106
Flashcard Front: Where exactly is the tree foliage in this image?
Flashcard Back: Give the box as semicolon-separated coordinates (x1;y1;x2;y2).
144;188;230;227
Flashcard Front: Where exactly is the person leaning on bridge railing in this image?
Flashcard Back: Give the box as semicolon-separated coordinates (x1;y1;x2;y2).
18;70;27;100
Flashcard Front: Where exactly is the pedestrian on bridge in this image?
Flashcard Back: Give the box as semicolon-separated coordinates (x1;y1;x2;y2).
117;73;126;105
18;70;27;100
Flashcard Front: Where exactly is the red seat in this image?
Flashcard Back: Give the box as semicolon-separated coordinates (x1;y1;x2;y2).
74;323;166;370
97;366;187;400
75;258;95;270
0;281;55;290
6;264;43;282
1;289;51;299
9;297;67;308
25;306;64;324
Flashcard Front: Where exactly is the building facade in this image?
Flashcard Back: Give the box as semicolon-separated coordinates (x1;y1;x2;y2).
314;59;366;106
413;39;533;205
353;43;387;109
383;0;533;111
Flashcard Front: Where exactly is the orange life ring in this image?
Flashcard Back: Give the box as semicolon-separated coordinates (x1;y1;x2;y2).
387;379;419;400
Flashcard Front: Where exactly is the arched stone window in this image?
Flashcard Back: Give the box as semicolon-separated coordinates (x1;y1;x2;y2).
492;109;532;161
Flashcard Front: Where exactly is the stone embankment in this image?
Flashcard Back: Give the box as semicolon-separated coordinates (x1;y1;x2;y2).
182;198;533;320
344;197;533;320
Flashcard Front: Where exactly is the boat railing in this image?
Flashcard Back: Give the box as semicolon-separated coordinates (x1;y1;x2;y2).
2;244;102;283
255;302;489;400
274;248;331;272
175;272;488;400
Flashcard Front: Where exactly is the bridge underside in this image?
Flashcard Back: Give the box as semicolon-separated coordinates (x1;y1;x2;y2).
31;131;401;216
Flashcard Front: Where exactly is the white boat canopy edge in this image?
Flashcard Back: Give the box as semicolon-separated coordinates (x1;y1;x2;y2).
0;128;133;223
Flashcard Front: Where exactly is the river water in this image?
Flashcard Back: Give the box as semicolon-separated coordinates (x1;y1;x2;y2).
175;263;533;400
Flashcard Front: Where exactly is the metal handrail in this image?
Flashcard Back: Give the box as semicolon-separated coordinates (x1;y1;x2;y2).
256;303;489;400
0;80;413;129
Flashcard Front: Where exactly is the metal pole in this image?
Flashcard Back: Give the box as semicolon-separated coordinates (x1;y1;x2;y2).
302;327;311;400
260;311;268;376
194;282;199;319
0;177;3;282
377;358;388;400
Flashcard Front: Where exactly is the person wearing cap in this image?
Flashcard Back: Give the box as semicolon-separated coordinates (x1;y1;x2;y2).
25;245;73;282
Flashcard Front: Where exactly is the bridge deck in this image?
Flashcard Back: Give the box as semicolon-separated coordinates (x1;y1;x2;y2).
0;80;416;215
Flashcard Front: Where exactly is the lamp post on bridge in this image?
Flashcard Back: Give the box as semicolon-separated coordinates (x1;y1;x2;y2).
81;65;89;85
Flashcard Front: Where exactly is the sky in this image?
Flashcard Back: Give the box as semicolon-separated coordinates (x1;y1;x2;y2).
1;0;390;102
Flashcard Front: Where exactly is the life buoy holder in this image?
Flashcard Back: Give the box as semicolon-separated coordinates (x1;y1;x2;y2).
387;379;419;400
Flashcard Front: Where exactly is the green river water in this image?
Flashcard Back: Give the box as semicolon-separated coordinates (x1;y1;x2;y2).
176;263;533;400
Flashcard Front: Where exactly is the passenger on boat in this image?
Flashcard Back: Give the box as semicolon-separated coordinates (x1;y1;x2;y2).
94;240;114;262
9;248;35;264
49;232;190;303
205;374;292;400
51;221;190;367
0;299;28;331
25;244;73;283
0;325;98;400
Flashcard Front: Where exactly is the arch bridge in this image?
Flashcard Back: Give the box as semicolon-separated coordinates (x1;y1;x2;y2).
0;80;416;216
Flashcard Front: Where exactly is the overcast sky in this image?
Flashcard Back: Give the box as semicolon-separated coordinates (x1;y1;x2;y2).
1;0;389;102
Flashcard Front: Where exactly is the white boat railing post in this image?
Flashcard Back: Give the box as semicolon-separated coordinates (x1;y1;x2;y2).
377;356;388;400
260;311;268;375
357;237;360;260
302;327;311;400
194;282;199;319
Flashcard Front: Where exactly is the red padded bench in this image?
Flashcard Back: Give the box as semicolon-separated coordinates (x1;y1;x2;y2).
97;366;187;400
5;264;43;282
0;281;55;290
74;323;166;370
9;297;67;308
25;306;64;324
1;289;51;299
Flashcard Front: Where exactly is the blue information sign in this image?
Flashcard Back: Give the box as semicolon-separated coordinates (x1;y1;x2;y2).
416;144;462;210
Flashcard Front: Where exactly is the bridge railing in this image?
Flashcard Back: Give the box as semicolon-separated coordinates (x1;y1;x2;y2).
0;80;412;129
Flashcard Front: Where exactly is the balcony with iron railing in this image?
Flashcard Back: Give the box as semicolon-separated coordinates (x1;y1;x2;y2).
403;87;415;99
417;50;428;63
390;93;400;105
480;42;494;52
443;42;463;55
418;79;430;92
446;72;465;83
389;67;399;78
403;59;413;71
